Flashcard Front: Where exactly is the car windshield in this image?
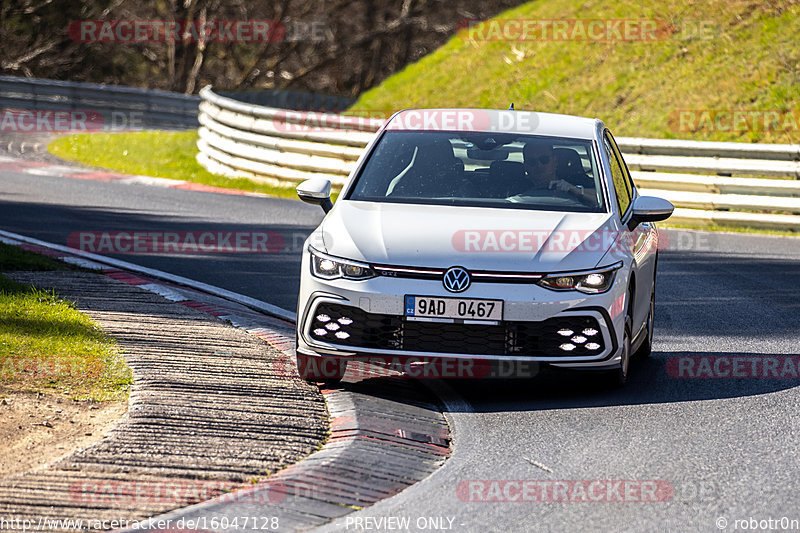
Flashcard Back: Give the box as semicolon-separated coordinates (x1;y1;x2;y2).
347;131;605;212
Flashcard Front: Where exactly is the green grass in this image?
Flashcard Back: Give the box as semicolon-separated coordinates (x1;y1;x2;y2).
48;130;302;199
351;0;800;144
661;222;800;237
0;243;131;401
0;244;74;272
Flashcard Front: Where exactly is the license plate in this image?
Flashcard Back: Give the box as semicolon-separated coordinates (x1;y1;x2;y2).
404;295;503;322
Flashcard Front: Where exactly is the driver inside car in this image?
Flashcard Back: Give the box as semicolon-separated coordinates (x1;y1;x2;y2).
522;140;596;204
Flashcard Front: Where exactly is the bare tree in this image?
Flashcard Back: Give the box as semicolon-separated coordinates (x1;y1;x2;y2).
1;0;526;96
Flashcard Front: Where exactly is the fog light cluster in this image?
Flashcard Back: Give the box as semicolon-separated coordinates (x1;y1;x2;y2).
311;312;354;341
580;328;600;351
556;323;602;352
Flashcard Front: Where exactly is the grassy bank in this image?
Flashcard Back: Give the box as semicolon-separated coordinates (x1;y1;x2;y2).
0;243;131;401
48;130;300;199
352;0;800;144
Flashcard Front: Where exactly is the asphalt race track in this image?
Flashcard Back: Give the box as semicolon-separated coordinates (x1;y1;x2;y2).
0;169;323;310
2;168;800;532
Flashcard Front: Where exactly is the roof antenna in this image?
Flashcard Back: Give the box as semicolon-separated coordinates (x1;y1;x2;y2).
508;103;515;110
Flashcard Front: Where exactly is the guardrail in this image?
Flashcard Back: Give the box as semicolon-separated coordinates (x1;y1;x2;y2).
196;85;378;188
217;89;354;112
197;86;800;231
0;75;200;129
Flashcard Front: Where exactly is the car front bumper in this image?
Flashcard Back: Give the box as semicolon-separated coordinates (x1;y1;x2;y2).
296;253;629;371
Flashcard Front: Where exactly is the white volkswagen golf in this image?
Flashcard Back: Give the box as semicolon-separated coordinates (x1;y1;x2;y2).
294;109;673;385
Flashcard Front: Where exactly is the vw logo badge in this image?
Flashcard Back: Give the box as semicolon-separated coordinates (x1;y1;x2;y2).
443;266;471;293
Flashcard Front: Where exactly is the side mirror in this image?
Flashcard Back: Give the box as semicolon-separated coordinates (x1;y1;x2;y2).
297;178;333;213
627;195;674;230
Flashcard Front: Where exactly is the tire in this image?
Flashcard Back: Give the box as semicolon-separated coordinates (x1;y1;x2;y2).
604;302;632;387
634;288;655;359
295;352;347;383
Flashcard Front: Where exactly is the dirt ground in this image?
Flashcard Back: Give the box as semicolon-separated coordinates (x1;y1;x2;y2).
0;389;126;480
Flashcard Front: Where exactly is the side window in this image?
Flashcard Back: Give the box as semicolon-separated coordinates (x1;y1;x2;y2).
603;132;631;215
606;131;635;195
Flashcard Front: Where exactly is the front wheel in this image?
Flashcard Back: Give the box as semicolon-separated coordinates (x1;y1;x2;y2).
606;320;631;387
633;289;655;359
603;299;632;388
295;352;347;383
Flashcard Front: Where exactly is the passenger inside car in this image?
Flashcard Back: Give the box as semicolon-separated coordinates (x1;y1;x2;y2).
388;138;470;198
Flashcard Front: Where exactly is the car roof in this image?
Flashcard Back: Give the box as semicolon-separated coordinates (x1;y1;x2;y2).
385;108;603;140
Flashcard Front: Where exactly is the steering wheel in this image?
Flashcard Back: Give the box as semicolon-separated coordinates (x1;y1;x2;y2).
548;182;597;207
573;188;599;207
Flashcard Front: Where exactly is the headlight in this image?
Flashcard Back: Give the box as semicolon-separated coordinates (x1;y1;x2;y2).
309;247;377;280
538;262;622;294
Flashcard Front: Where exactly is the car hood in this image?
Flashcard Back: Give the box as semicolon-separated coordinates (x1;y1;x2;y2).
320;201;619;272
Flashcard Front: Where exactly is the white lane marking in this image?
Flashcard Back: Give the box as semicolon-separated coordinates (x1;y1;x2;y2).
23;166;93;176
59;256;108;270
0;229;296;322
138;283;190;302
1;155;276;197
116;176;188;187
